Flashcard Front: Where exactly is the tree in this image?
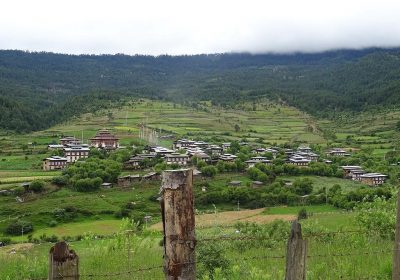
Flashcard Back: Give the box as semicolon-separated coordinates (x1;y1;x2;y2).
292;178;313;195
5;220;33;235
201;166;217;177
234;124;240;132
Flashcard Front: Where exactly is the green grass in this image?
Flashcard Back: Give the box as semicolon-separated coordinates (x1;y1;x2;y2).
263;204;338;215
278;175;366;192
0;211;392;280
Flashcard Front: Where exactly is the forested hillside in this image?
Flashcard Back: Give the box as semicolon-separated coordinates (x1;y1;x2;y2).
1;48;400;132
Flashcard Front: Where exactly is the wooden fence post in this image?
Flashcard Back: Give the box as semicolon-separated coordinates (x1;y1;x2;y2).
49;241;79;280
285;220;307;280
161;169;196;280
392;192;400;280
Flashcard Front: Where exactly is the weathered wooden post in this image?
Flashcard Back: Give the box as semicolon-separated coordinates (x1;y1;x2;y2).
285;220;307;280
161;169;196;280
49;241;79;280
392;192;400;280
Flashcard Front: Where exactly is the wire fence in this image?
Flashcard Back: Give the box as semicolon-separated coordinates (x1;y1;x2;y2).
23;228;394;280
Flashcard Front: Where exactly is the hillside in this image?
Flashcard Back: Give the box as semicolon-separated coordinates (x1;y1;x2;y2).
1;48;400;132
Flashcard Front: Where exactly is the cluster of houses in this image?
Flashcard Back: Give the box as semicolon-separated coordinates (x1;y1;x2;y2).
42;131;388;187
341;165;387;186
43;129;119;171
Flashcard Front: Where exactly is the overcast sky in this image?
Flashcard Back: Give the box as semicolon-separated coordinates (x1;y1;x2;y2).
1;0;400;55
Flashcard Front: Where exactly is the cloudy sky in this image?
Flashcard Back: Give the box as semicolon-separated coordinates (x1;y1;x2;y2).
1;0;400;55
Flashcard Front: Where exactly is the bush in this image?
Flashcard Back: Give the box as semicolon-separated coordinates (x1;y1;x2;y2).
0;237;12;246
29;180;45;193
49;220;58;227
51;176;68;186
298;208;308;220
13;186;25;196
5;220;33;235
201;166;217;177
73;177;102;192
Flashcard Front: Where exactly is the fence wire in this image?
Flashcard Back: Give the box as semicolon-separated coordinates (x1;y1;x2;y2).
23;229;394;280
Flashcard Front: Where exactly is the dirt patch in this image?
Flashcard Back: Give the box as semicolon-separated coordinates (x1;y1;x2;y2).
150;208;295;230
0;243;34;255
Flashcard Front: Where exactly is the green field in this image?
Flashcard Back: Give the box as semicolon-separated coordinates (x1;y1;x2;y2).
0;210;392;280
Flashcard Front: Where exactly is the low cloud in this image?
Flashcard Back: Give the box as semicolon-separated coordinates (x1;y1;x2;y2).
1;0;400;55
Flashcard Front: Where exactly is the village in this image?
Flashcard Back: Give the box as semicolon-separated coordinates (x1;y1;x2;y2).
42;128;388;187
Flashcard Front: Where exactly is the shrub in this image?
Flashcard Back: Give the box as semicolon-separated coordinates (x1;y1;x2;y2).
201;166;217;177
13;186;25;196
49;220;58;227
73;177;102;192
298;208;308;220
29;180;45;193
51;176;68;186
5;220;33;235
0;237;12;246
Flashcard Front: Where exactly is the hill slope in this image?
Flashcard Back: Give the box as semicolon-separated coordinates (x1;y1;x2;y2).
1;48;400;131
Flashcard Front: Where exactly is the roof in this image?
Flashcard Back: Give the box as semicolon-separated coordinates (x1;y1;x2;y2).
64;147;90;152
48;144;64;148
44;156;68;161
165;153;189;158
360;173;387;178
90;129;119;141
341;165;362;170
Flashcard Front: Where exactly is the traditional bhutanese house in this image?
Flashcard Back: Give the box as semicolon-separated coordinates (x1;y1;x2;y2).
117;174;141;187
326;148;351;157
324;159;333;164
193;141;209;149
43;156;68;171
63;146;90;163
288;155;311;166
60;136;80;146
165;153;189;166
192;152;211;163
245;156;272;168
149;146;174;157
206;145;223;156
360;173;387;186
284;149;295;156
47;144;65;150
90;129;119;150
219;154;237;162
254;148;278;157
186;147;204;156
173;139;195;150
341;166;363;178
297;146;312;153
304;152;319;162
351;170;366;181
124;156;146;169
254;148;267;154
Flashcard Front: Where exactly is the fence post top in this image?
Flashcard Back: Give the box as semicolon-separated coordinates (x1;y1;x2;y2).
162;169;193;190
290;220;303;239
